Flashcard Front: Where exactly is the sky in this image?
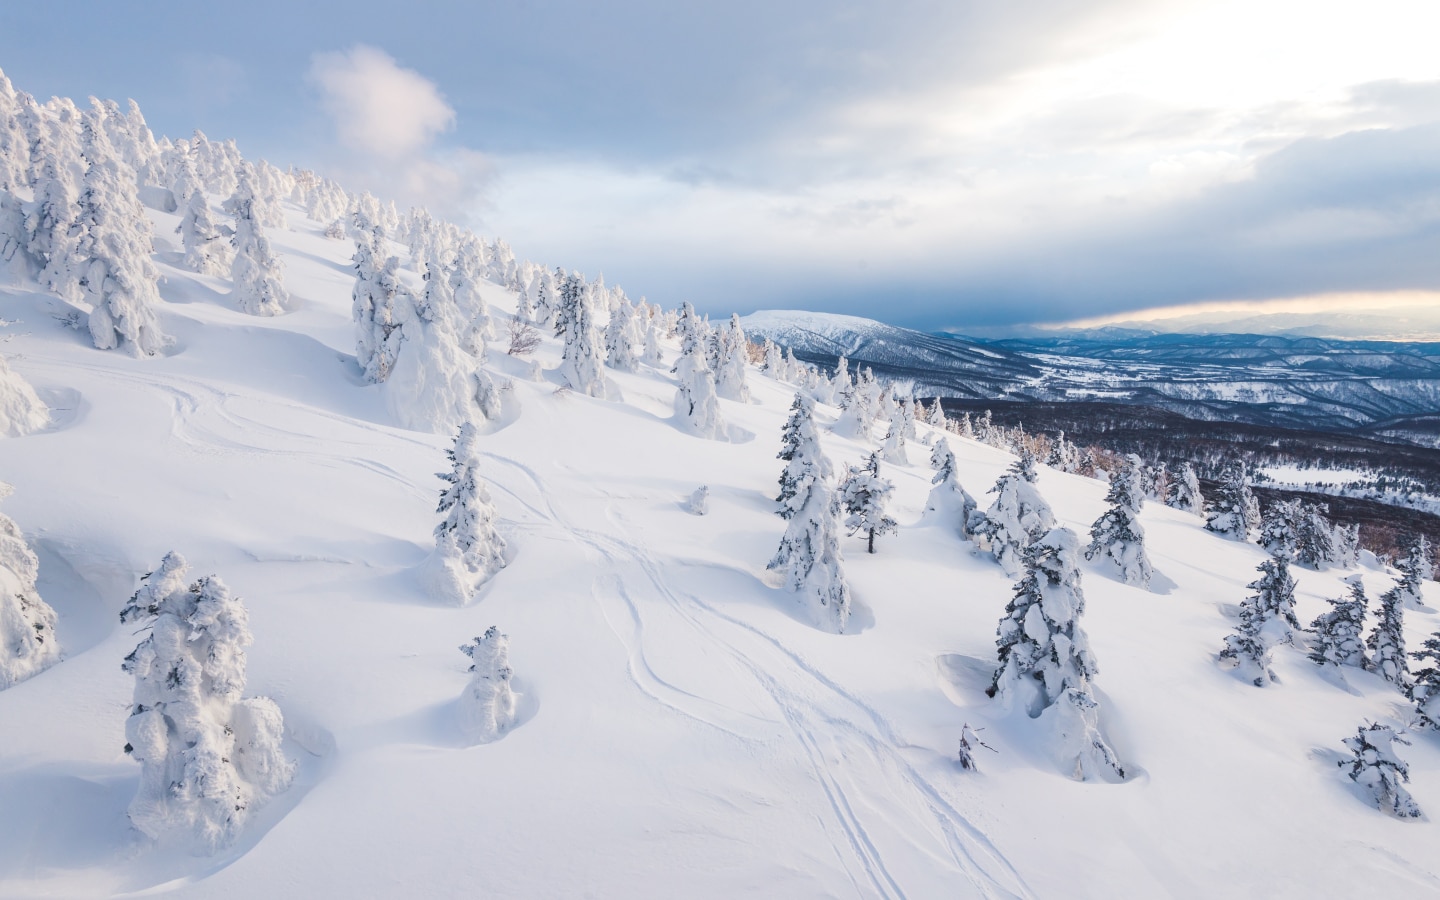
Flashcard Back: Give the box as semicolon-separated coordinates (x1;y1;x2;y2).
2;0;1438;333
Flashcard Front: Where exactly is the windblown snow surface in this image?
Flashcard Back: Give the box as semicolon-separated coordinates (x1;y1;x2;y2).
2;202;1439;898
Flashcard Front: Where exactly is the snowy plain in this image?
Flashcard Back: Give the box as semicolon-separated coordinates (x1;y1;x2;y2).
2;200;1440;898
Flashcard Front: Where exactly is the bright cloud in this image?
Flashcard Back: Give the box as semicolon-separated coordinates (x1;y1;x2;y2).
309;45;455;159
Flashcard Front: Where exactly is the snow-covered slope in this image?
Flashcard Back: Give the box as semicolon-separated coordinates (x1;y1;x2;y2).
3;206;1440;899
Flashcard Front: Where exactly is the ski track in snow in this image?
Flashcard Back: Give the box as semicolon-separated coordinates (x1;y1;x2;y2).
480;448;1031;899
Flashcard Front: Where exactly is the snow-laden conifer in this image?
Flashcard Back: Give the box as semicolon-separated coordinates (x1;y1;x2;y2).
1219;556;1299;687
458;626;517;743
833;367;883;439
352;242;408;384
604;298;640;372
768;395;850;632
686;485;710;515
1293;502;1338;569
1309;574;1368;669
713;313;751;402
74;152;169;355
176;190;229;276
1395;533;1433;610
25;155;80;298
1408;633;1440;730
422;423;507;605
556;274;606;397
839;452;897;554
924;438;977;539
643;315;664;367
1367;582;1410;688
120;553;293;849
761;339;784;379
1258;498;1300;560
1340;723;1422;818
987;527;1125;781
1084;454;1153;588
0;488;60;689
972;456;1056;576
957;723;994;773
0;354;49;437
672;332;726;439
224;165;288;316
1205;466;1259;541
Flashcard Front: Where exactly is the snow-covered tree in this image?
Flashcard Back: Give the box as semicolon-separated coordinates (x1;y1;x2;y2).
604;298;640;372
839;452;897;554
760;339;784;379
0;70;27;192
556;275;606;397
1258;498;1300;560
924;438;977;539
1408;632;1440;730
987;527;1124;781
120;553;293;849
224;165;288;316
672;331;726;439
1205;465;1258;540
1219;557;1299;687
1084;454;1153;588
880;417;908;465
925;397;949;431
972;456;1056;576
957;723;994;773
1309;574;1368;669
1367;582;1410;688
1294;503;1338;570
769;395;850;632
352;242;408;384
176;190;229;275
1395;533;1433;610
74;153;169;355
0;354;49;438
422;423;507;605
25;155;80;298
1332;522;1361;570
0;488;60;689
1340;723;1422;818
833;367;883;439
643;314;664;367
458;626;516;744
713;313;751;402
686;485;710;515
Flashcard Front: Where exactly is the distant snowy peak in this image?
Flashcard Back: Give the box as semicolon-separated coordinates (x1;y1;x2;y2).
741;309;1038;399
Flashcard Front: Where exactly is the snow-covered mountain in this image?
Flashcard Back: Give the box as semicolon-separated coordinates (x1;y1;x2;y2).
3;78;1440;899
745;310;1440;436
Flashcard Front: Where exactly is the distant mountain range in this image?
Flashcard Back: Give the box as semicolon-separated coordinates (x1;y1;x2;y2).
741;310;1440;445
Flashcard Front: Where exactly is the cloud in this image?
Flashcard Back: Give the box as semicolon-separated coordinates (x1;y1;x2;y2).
309;45;454;159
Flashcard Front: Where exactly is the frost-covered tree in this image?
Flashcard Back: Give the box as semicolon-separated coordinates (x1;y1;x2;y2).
769;395;850;632
1294;503;1338;570
422;424;507;605
1332;522;1361;569
1309;575;1368;669
458;626;517;744
643;314;664;367
352;242;408;384
1258;498;1300;560
0;489;60;689
924;438;977;539
1165;462;1203;515
713;313;751;402
119;553;293;849
833;367;883;439
1408;632;1440;730
926;397;949;431
1395;533;1433;610
224;165;288;316
1205;466;1259;541
987;527;1124;781
1085;454;1153;588
25;155;80;298
972;456;1057;576
1367;583;1410;688
556;275;606;397
0;354;49;438
839;452;897;554
880;417;908;465
686;485;710;515
74;154;169;355
0;70;27;192
176;190;229;275
604;298;639;372
1219;557;1299;687
672;331;726;439
1340;723;1422;818
761;339;784;378
957;723;994;773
